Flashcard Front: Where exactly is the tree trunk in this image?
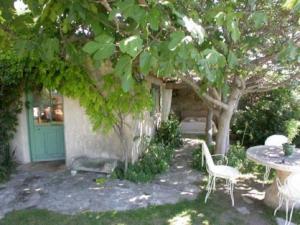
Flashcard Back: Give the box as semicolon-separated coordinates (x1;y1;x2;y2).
215;87;242;154
206;108;213;146
114;121;129;173
119;127;129;173
215;109;233;154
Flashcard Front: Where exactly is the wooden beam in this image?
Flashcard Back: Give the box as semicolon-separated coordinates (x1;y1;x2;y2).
165;82;188;89
145;75;165;86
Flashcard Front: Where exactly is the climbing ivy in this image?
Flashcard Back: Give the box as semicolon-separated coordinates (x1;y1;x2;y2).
0;52;26;181
0;0;299;156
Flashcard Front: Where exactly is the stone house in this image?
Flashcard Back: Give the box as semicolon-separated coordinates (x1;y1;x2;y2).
168;82;217;136
11;76;173;167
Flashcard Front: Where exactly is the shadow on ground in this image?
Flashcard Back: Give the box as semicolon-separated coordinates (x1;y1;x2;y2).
0;139;299;225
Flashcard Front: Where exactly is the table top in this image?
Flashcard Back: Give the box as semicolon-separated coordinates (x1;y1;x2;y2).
247;145;300;172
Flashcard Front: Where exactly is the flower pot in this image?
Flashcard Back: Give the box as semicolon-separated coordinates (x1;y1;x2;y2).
282;143;295;156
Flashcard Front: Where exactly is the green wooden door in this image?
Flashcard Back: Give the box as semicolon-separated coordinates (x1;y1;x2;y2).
27;89;65;161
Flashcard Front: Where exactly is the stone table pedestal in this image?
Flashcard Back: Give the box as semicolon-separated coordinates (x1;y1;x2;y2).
247;146;300;209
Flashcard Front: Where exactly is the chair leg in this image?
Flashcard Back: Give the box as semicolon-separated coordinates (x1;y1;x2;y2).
274;194;283;216
205;175;214;203
229;180;235;207
212;176;216;191
287;202;295;225
285;200;289;225
263;166;270;187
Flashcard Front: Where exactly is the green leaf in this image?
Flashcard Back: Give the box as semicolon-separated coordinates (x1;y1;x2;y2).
203;62;216;82
41;38;59;61
203;49;226;67
250;11;268;29
139;47;158;75
117;0;146;22
168;31;185;51
278;41;299;62
228;51;238;69
139;51;152;75
215;12;226;26
148;8;161;31
248;0;257;10
227;18;241;43
14;39;29;58
283;0;298;10
158;59;174;77
90;21;103;35
119;35;143;58
82;41;99;54
82;34;115;61
181;16;205;45
115;55;134;91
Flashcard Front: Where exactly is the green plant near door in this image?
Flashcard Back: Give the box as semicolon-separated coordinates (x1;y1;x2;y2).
0;52;24;182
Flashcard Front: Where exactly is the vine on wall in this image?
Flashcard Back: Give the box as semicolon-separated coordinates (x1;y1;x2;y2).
0;51;152;178
0;52;25;181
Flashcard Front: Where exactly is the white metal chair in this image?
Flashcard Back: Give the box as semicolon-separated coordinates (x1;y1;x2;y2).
264;135;288;185
274;173;300;225
200;140;240;206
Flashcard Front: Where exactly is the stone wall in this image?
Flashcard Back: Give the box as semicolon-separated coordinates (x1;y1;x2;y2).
12;82;172;166
171;87;208;120
11;96;31;164
63;97;155;166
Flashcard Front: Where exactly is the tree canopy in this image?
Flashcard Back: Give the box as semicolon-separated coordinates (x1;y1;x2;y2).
0;0;299;153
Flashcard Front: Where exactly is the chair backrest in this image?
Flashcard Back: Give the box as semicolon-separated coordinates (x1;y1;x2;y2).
265;135;288;146
277;173;300;200
286;173;300;199
200;140;215;172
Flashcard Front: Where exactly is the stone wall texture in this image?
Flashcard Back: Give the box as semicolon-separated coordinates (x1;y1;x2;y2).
171;87;208;120
12;84;172;166
11;96;31;164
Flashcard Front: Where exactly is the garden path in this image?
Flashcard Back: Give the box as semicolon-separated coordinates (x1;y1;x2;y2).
0;139;202;219
0;139;292;225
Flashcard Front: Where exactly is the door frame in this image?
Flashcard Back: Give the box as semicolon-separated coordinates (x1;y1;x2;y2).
26;91;66;162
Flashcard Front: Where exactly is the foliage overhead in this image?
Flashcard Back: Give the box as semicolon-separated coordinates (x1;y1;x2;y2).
0;0;299;138
1;0;298;89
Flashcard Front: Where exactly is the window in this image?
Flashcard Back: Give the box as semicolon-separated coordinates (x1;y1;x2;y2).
32;89;64;125
150;84;160;116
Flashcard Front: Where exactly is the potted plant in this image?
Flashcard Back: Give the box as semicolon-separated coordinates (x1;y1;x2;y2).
283;119;300;156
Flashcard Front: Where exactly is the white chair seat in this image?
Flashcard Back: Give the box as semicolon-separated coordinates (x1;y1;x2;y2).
200;140;241;206
265;135;288;146
212;166;240;180
274;173;300;225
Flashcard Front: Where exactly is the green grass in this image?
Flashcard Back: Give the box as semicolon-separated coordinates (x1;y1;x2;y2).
0;194;286;225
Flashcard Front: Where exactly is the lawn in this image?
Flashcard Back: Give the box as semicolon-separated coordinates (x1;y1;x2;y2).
1;193;297;225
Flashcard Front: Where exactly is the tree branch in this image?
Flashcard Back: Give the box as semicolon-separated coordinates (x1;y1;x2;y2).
97;0;112;12
210;87;221;101
245;74;300;94
180;75;229;110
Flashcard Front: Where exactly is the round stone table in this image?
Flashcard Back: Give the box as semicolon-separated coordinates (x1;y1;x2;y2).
247;145;300;209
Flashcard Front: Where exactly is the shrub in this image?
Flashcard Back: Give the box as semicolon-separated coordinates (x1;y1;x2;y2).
284;119;300;143
155;114;183;148
113;116;182;183
231;88;300;147
113;140;174;182
191;147;203;171
192;142;266;175
0;52;25;182
227;143;254;173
